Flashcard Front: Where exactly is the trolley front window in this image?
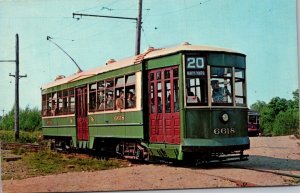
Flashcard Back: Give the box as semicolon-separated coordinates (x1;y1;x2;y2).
235;68;246;106
210;67;233;105
185;55;208;106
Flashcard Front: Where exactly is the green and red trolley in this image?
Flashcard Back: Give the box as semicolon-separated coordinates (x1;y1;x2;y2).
41;42;250;163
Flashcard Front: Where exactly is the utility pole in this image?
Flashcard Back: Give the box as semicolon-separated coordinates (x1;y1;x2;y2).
135;0;142;55
8;34;27;140
1;109;5;117
0;34;27;140
73;0;143;55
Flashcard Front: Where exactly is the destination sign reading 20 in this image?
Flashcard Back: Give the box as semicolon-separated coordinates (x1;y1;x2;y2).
185;56;206;76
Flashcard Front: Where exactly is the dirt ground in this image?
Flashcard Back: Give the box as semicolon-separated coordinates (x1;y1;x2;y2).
1;135;300;193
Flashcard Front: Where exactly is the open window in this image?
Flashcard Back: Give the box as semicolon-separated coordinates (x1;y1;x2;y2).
105;79;114;111
97;81;105;111
89;83;97;112
125;74;136;109
210;67;233;105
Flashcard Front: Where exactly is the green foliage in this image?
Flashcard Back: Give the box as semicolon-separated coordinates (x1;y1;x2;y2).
0;130;42;143
250;89;299;136
273;109;299;136
0;106;41;131
250;100;267;112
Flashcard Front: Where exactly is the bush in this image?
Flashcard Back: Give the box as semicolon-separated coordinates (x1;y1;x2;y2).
273;109;299;136
251;89;299;136
0;130;42;143
0;106;41;131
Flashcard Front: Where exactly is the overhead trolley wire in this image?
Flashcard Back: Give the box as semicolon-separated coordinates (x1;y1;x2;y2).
146;0;213;17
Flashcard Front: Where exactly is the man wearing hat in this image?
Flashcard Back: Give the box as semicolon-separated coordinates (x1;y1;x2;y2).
211;79;231;103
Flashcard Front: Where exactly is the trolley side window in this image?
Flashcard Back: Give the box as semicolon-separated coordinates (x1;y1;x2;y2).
62;89;69;114
42;88;75;117
235;68;246;106
69;89;75;113
210;67;233;105
42;94;50;116
185;56;208;106
90;73;136;112
97;81;105;111
125;74;136;109
105;79;115;111
89;83;97;112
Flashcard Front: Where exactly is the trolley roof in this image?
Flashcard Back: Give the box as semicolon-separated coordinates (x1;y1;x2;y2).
41;42;244;90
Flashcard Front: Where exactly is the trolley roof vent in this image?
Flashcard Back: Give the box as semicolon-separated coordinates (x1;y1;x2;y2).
55;75;65;81
106;59;116;65
146;46;155;52
181;42;191;46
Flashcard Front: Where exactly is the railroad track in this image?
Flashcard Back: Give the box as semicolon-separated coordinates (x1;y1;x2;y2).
0;142;47;152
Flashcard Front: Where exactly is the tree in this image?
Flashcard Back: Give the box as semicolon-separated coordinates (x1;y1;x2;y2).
273;109;299;135
250;100;267;112
0;106;41;131
250;89;299;136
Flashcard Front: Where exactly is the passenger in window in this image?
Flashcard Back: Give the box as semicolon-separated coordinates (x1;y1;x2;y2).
211;80;231;103
127;92;135;108
51;103;58;116
116;91;124;110
98;91;105;110
106;94;114;109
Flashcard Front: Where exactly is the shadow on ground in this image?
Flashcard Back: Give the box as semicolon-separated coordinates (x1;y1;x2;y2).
225;155;300;171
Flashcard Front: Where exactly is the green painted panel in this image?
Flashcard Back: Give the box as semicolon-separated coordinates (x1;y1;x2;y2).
185;108;248;139
88;111;143;125
42;116;75;125
183;137;250;147
148;143;181;159
42;127;76;137
146;54;182;70
208;53;246;68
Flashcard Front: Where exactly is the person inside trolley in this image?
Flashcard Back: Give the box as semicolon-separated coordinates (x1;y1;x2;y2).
211;79;231;103
116;91;125;111
126;92;135;108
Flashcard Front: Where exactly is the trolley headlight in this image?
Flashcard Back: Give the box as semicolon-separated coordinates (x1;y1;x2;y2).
220;112;229;123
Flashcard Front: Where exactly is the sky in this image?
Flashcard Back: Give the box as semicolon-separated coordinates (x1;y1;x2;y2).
0;0;298;115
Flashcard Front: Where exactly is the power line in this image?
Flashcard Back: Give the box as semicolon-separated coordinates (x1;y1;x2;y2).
74;0;119;13
72;0;143;55
146;0;213;17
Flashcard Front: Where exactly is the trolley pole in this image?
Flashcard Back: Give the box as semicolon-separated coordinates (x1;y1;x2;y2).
73;0;143;55
9;34;27;140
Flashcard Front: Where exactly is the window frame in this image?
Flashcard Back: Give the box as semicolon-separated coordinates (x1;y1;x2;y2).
210;66;234;106
234;67;247;107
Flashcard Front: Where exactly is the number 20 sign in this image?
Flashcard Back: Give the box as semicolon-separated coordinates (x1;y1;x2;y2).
186;57;205;69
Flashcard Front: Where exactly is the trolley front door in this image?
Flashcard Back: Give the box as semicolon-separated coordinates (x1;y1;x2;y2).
76;87;89;141
149;67;180;144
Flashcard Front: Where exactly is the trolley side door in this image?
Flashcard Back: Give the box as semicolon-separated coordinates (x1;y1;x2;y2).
76;87;89;141
148;67;180;144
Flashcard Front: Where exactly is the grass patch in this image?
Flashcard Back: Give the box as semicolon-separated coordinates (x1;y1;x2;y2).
293;178;300;184
2;150;123;180
0;130;42;143
22;150;121;177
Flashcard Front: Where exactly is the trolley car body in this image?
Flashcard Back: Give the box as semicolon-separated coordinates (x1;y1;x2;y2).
41;42;250;162
248;110;260;136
